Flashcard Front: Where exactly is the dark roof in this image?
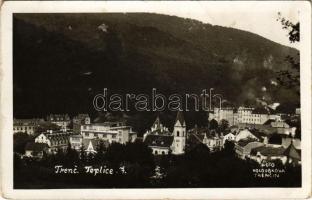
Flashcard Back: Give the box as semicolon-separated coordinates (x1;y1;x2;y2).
283;143;301;160
249;129;266;141
144;135;174;148
175;111;185;125
25;142;49;151
187;133;203;146
151;129;171;135
250;146;285;156
263;119;275;125
237;138;258;147
42;132;72;143
237;123;276;135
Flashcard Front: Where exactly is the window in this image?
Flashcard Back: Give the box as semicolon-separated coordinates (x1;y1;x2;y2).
94;133;98;137
85;132;89;136
155;150;158;155
162;151;165;155
177;131;180;137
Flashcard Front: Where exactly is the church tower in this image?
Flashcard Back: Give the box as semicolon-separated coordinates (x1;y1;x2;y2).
171;111;186;154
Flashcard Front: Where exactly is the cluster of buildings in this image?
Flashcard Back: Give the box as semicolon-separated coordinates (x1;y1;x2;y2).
20;114;138;158
209;107;297;136
17;105;301;166
209;107;283;126
13;114;74;135
13;118;45;135
187;117;301;165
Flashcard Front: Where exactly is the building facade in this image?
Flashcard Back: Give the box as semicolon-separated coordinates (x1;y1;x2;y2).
237;107;280;125
208;107;238;126
46;114;71;131
13;118;44;135
81;121;136;144
202;131;223;151
35;131;72;153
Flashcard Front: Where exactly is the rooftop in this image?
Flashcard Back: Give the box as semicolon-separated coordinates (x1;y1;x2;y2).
144;134;174;148
250;146;285;157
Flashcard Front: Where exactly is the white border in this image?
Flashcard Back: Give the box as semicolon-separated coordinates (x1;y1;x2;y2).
1;1;311;199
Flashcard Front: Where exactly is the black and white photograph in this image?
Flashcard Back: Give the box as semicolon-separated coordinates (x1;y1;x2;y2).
1;1;311;199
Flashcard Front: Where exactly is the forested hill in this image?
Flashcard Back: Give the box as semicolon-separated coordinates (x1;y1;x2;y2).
13;13;299;121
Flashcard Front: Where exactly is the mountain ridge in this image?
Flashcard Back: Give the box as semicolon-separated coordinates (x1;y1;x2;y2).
13;13;300;128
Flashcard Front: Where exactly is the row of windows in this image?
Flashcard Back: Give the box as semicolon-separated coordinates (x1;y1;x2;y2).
84;132;119;138
14;126;34;131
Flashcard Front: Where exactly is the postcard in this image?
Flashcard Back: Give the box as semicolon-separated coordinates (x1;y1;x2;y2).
1;1;311;199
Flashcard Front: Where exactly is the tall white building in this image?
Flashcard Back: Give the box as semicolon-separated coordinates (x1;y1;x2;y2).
237;107;280;125
80;121;137;144
208;107;238;126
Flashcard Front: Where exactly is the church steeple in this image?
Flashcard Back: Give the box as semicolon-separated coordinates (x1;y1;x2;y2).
153;116;161;130
171;111;186;155
175;110;186;127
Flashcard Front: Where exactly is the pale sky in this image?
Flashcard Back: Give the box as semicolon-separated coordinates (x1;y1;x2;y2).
105;1;300;49
143;2;300;49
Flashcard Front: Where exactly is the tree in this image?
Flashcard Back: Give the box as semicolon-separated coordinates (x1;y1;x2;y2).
64;142;79;165
222;140;235;156
208;119;218;130
219;119;229;132
276;12;300;96
94;140;106;163
277;12;299;43
79;144;87;164
13;132;33;154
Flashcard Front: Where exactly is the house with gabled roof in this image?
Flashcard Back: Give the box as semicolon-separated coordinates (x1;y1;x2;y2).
35;131;73;153
235;138;264;159
250;145;287;164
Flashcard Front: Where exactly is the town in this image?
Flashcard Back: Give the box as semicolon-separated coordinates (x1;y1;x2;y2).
14;104;301;166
